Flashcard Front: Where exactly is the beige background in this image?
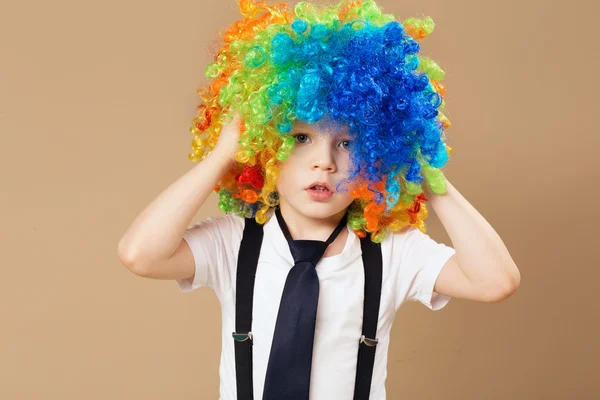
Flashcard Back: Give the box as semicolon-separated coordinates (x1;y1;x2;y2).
2;0;598;398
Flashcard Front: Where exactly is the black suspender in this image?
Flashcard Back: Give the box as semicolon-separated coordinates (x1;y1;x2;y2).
232;218;263;400
232;217;383;400
353;235;383;400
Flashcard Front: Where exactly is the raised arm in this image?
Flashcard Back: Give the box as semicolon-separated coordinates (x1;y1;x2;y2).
117;112;241;280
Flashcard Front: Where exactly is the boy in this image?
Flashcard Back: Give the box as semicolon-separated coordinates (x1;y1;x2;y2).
117;114;520;399
118;1;520;398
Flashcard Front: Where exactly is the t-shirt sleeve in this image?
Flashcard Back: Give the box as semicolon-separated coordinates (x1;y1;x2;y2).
175;213;244;294
392;227;456;311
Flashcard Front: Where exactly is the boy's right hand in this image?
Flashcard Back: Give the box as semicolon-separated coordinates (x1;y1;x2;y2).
212;111;242;164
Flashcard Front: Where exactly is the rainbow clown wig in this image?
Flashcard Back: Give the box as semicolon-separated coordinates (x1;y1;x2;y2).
188;0;453;243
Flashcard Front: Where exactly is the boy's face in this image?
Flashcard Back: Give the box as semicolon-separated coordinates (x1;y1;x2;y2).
276;119;355;221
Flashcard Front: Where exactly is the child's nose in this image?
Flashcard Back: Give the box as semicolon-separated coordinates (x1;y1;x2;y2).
311;145;336;172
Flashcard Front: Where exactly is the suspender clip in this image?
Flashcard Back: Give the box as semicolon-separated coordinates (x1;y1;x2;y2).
360;334;378;347
232;332;253;342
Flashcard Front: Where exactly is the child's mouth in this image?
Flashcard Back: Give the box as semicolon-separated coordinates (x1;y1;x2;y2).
306;186;333;200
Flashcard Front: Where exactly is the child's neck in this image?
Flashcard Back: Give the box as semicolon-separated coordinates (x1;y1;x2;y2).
322;227;348;258
276;205;349;257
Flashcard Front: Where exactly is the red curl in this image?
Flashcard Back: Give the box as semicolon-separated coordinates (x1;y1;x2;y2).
236;164;265;189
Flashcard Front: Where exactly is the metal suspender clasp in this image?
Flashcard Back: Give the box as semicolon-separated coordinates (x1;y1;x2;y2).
232;332;253;342
360;334;378;347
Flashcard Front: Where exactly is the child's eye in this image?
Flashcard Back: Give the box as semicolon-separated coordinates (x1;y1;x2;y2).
294;134;310;144
339;140;351;150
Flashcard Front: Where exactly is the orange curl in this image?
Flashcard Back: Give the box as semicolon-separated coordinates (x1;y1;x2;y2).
430;80;446;100
364;201;385;232
349;178;386;202
240;189;259;203
350;184;371;201
210;74;230;96
338;0;363;22
224;3;291;43
195;105;218;131
353;229;367;239
220;165;243;189
404;25;428;40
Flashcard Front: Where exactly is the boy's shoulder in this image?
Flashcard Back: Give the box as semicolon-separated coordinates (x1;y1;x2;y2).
185;212;247;238
189;212;244;224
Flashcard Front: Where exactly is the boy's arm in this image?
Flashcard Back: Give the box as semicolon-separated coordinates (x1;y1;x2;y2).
117;113;241;279
117;149;233;279
425;177;521;302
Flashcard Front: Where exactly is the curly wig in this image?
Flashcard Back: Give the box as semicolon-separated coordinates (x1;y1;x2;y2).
188;0;453;243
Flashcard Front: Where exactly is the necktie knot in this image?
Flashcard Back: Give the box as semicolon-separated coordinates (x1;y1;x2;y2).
289;240;328;265
275;206;348;266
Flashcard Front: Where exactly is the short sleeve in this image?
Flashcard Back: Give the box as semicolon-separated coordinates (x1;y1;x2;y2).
176;214;244;294
392;227;456;311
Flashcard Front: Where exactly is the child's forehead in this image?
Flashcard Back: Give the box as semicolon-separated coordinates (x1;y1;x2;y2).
291;119;350;136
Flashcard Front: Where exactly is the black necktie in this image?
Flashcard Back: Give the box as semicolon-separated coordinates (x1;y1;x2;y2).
262;207;348;400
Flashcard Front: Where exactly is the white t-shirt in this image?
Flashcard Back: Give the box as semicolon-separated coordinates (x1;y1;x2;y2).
176;210;455;400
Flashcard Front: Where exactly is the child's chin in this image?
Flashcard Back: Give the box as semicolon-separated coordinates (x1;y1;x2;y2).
300;203;348;219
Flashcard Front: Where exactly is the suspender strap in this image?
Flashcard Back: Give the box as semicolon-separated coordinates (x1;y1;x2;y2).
353;235;383;400
232;217;263;400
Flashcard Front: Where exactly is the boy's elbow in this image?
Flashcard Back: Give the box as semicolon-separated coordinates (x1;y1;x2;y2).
489;267;521;302
505;264;521;297
117;242;147;276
